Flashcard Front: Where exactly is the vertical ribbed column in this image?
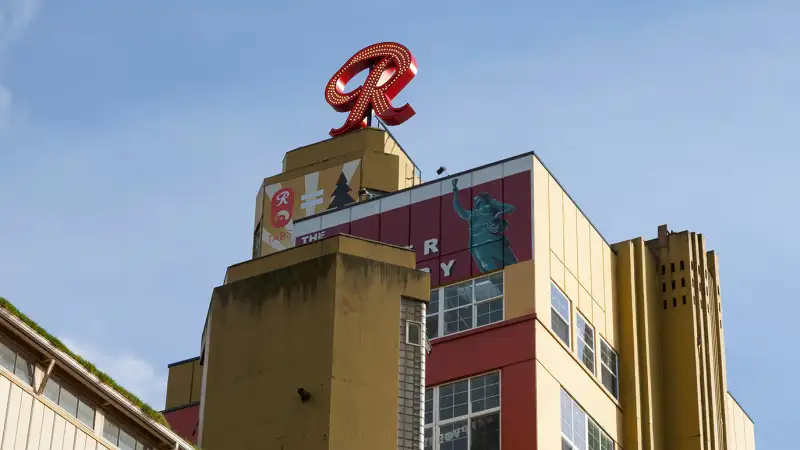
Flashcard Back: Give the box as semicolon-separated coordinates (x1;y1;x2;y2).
398;298;426;450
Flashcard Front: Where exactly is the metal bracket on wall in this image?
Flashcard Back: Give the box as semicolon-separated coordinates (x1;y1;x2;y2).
36;359;56;395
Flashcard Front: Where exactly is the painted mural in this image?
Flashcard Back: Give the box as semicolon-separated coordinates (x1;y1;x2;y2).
258;159;362;256
290;156;533;288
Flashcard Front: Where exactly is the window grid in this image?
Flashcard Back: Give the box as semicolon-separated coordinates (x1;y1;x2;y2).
575;314;595;374
561;389;614;450
0;340;33;386
42;378;96;429
551;282;571;346
424;372;501;450
600;340;619;399
427;272;504;340
103;416;152;450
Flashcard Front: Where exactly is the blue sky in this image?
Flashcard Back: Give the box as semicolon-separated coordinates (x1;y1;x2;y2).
0;0;795;446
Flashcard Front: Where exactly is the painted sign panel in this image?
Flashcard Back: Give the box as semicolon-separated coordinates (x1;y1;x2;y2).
291;156;533;288
259;159;362;255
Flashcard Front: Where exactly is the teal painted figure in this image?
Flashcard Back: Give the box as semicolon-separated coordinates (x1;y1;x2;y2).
452;178;519;272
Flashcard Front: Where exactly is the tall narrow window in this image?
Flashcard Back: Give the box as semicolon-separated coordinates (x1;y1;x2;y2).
599;340;619;399
551;282;571;346
576;314;595;374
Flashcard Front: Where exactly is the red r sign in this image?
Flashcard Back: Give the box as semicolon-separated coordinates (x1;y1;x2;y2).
325;42;418;137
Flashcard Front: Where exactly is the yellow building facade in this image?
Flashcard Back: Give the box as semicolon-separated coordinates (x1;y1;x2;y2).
162;126;756;450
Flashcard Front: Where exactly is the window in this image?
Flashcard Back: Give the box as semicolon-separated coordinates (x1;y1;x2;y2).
103;417;152;450
43;378;95;428
599;340;619;399
561;389;614;450
551;282;571;346
427;272;504;339
0;340;33;386
407;321;423;346
424;372;500;450
575;314;595;373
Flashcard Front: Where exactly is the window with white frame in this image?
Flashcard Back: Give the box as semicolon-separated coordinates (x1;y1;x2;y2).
561;389;614;450
43;377;96;429
424;372;500;450
599;340;619;399
0;339;33;386
426;272;504;340
551;282;571;346
103;416;152;450
575;314;595;374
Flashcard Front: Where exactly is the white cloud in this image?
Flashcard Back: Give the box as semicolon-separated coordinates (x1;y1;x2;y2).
61;338;167;410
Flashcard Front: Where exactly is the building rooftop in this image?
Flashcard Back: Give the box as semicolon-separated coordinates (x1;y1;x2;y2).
0;296;198;449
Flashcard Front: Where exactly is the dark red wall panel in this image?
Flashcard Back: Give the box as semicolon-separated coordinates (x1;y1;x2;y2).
294;167;532;289
501;360;537;450
163;404;200;444
426;315;535;386
503;171;532;263
409;197;441;263
380;207;410;247
439;188;472;256
417;259;440;287
350;215;380;241
438;250;473;288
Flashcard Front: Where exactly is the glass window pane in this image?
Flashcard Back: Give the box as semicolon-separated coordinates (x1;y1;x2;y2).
444;282;472;310
474;273;503;301
13;356;33;385
77;400;95;428
550;283;570;323
426;315;439;340
407;322;422;345
438;380;468;420
573;405;587;450
576;315;595;373
471;373;500;413
602;369;618;398
425;388;433;425
429;290;440;315
439;419;468;450
43;379;60;404
424;427;433;450
552;310;570;346
119;429;137;450
588;420;601;450
103;419;120;444
476;298;503;327
444;306;472;335
0;342;15;372
58;388;79;417
470;412;500;450
560;389;573;438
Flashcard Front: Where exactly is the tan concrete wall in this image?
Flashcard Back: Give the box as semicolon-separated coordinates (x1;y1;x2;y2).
532;155;621;448
165;359;202;410
725;393;755;450
200;236;429;450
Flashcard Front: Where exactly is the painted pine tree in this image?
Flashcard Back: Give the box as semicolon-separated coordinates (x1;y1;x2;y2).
328;172;355;210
